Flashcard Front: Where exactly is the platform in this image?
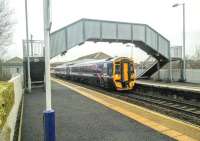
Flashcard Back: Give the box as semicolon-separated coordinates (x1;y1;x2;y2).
21;81;175;141
136;80;200;93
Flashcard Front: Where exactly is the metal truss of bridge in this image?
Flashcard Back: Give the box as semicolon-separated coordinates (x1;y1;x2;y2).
50;18;171;78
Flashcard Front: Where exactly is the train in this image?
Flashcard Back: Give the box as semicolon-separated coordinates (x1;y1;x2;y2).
52;57;136;91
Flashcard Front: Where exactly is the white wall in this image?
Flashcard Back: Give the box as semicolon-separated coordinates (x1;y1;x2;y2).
0;74;23;141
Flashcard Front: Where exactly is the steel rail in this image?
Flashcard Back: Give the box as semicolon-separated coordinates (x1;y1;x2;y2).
127;93;200;117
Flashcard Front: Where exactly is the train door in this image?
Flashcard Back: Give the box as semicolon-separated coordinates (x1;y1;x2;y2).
113;63;122;88
122;62;129;82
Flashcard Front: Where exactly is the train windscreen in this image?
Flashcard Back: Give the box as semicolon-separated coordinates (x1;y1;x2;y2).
115;64;121;74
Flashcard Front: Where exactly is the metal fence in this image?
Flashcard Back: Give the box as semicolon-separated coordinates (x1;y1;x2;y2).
23;40;44;57
171;46;182;59
1;65;23;77
150;69;200;84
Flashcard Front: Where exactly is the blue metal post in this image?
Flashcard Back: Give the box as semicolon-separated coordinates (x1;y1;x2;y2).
43;110;56;141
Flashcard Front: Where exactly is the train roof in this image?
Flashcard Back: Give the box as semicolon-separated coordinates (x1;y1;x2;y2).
69;57;118;67
54;56;133;68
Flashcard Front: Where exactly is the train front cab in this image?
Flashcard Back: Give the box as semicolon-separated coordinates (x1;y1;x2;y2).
113;58;136;90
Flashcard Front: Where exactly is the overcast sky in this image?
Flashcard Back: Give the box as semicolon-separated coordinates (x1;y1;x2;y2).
6;0;200;63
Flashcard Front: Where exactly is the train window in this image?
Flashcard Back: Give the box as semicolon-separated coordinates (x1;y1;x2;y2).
97;64;103;73
115;64;121;74
107;63;113;76
129;64;134;73
103;63;107;74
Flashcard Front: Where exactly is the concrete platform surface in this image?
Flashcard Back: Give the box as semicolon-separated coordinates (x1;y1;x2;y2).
21;81;175;141
137;79;200;93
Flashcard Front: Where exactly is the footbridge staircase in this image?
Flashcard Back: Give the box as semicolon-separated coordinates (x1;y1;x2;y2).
50;18;170;78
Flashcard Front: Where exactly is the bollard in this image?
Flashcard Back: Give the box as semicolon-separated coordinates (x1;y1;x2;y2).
43;109;56;141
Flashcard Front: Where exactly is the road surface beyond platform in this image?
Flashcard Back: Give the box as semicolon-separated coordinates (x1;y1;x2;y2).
21;81;176;141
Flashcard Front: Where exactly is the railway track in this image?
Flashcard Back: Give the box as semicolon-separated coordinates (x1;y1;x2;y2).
54;77;200;126
112;92;200;126
127;92;200;118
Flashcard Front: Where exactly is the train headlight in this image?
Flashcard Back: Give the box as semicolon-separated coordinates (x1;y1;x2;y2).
115;74;121;78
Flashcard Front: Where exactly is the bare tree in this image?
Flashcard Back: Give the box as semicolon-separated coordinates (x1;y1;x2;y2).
0;0;13;52
0;0;13;80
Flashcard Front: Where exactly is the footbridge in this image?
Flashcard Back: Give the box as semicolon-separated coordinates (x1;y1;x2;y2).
50;18;170;78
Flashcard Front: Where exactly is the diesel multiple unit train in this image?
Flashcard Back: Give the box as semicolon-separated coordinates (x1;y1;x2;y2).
53;57;136;91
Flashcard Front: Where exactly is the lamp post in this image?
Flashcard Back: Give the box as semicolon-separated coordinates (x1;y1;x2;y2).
126;44;134;60
25;0;31;92
43;0;55;141
172;3;186;81
30;34;33;56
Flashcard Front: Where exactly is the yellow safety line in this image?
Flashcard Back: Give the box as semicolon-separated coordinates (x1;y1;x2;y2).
52;78;200;141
